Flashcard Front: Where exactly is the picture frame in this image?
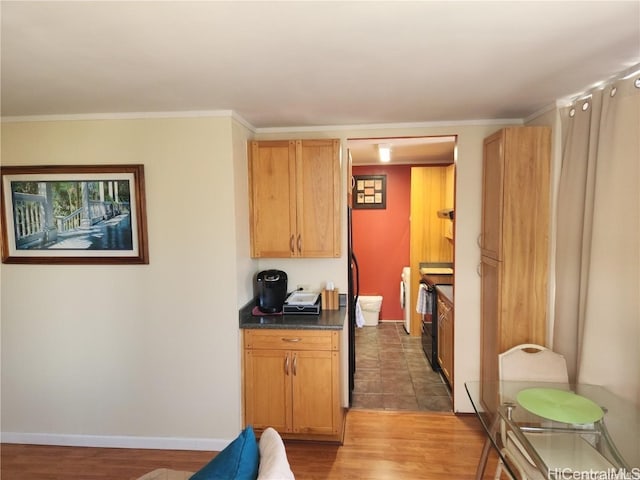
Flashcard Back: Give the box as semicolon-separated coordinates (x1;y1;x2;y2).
1;164;149;264
352;174;386;209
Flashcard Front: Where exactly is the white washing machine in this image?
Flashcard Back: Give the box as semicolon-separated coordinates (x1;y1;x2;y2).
401;266;411;334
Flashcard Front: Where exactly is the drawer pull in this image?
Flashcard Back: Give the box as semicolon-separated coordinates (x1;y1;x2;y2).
293;353;298;376
282;337;302;342
284;353;290;375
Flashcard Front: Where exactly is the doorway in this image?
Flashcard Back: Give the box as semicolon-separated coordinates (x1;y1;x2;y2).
347;136;456;412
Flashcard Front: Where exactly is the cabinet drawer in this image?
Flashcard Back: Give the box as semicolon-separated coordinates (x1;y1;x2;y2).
244;329;338;351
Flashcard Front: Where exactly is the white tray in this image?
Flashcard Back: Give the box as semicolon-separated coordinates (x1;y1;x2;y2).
285;292;320;306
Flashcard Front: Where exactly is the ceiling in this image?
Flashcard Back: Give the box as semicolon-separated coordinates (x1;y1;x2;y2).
2;1;639;133
348;136;456;165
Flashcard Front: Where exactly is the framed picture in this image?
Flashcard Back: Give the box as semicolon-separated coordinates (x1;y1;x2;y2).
1;164;149;264
353;175;386;209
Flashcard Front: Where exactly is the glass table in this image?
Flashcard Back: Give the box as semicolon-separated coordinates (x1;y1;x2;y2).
465;381;639;480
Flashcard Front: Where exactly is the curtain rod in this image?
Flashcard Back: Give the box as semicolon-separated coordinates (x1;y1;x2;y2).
559;62;640;106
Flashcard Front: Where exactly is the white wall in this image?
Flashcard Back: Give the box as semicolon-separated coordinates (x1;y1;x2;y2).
1;116;254;449
232;118;258;305
525;107;562;346
1;115;559;450
255;122;517;412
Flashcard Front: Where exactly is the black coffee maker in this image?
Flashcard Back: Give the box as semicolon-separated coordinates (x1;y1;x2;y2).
256;270;288;313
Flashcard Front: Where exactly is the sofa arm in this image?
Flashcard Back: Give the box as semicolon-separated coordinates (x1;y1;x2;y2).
136;427;293;480
136;468;193;480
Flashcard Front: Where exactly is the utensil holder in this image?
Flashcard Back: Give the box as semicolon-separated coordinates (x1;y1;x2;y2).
321;289;339;310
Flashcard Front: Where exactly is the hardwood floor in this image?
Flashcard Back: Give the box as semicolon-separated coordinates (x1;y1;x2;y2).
1;410;500;479
287;410;499;480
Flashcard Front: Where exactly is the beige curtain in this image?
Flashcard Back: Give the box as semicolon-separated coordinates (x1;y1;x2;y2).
554;68;640;405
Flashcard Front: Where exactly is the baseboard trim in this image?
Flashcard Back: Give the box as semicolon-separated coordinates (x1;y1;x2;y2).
1;432;229;451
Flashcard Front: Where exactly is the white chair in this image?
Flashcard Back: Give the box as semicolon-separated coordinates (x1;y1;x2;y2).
494;344;613;480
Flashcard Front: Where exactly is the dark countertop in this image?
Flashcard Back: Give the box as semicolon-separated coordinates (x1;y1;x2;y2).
421;273;454;286
436;285;453;303
239;297;346;330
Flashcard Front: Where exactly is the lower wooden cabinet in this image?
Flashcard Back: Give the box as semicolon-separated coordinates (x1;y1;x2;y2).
437;292;454;386
243;328;344;442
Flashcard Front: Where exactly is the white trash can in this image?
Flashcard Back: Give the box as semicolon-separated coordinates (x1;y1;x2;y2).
358;295;383;326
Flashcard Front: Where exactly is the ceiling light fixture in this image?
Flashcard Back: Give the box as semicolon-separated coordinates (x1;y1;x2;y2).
378;144;391;162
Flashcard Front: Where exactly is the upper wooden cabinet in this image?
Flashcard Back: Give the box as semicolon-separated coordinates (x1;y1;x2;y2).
479;126;551;411
480;132;506;260
480;127;550;263
249;139;341;258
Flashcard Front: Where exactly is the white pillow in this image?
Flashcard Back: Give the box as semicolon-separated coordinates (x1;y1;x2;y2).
257;427;295;480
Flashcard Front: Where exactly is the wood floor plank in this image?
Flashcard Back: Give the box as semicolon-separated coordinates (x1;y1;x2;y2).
1;410;500;479
287;410;495;479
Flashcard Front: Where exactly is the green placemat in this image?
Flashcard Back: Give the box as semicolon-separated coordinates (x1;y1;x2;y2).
516;388;604;424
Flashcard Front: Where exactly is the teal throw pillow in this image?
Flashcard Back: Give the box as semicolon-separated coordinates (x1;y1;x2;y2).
190;426;259;480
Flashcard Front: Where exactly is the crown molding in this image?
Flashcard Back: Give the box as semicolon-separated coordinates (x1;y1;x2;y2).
1;110;526;132
1;109;249;124
254;118;524;134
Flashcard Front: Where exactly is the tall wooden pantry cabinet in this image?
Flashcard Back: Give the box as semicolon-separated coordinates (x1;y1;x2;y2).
479;126;551;411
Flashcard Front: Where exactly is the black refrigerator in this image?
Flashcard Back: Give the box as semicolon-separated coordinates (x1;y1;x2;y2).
347;207;359;405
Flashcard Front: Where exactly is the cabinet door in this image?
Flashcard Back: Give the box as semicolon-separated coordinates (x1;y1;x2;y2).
480;255;500;412
244;349;292;433
481;131;504;260
446;307;454;384
437;295;453;384
291;350;337;435
249;141;297;257
437;296;446;369
295;140;341;257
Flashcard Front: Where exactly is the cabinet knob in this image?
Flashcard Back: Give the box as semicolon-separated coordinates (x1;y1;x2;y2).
290;235;295;254
284;353;290;375
297;234;302;253
293;353;298;376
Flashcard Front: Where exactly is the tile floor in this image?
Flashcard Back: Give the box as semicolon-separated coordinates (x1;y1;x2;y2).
351;321;453;412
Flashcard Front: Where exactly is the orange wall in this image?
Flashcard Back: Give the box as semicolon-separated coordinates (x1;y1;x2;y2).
352;164;411;321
